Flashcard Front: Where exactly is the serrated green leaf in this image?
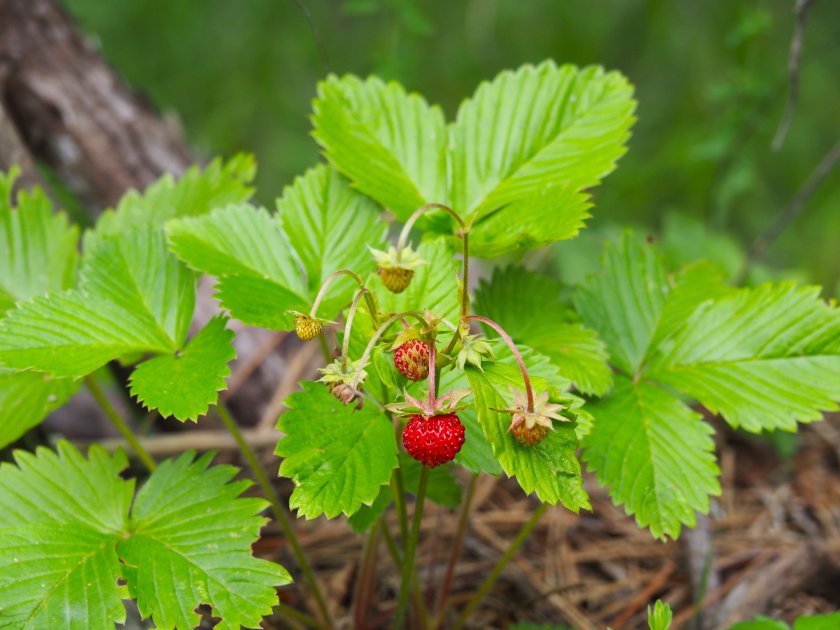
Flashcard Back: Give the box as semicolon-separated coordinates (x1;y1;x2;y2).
0;369;79;448
649;283;840;432
0;442;132;629
0;434;287;630
454;405;503;475
400;454;462;508
466;363;588;511
277;382;398;518
450;61;635;230
0;229;194;377
0;173;78;311
312;74;447;220
129;315;235;421
474;266;611;395
120;451;290;630
347;483;392;534
794;612;840;630
648;600;673;630
583;377;720;539
166;203;308;329
727;618;789;630
277;164;387;319
87;154;255;249
574;231;669;375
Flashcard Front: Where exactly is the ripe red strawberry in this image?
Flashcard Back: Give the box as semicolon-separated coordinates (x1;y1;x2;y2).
394;339;430;381
402;413;465;467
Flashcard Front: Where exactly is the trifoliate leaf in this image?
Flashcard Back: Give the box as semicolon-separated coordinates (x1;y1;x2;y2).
312;74;447;220
0;442;131;629
649;282;840;432
87;154;255;249
0;170;78;310
474;266;611;395
0;228;194;376
575;231;668;375
450;61;635;238
0;369;79;448
277;164;387;319
277;382;398;518
466;363;589;511
583;377;720;539
129;315;236;421
166;203;309;329
119;451;290;630
0;442;290;630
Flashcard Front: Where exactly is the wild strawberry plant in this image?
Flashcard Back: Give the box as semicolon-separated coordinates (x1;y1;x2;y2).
1;60;839;628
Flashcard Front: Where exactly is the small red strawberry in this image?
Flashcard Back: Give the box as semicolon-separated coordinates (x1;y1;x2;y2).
394;339;430;381
402;413;465;467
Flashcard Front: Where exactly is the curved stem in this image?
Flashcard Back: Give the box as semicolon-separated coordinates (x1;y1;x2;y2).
215;403;334;629
434;473;479;626
309;269;365;318
396;203;467;255
340;289;370;371
352;520;381;629
451;503;548;630
351;311;428;391
466;315;534;411
392;466;430;629
84;375;157;472
460;231;470;319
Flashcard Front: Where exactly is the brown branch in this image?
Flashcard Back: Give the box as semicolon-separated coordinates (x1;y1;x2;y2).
772;0;815;151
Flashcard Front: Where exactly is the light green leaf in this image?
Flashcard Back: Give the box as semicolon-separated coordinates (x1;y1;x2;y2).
0;172;78;310
0;426;287;630
0;229;194;377
727;617;789;630
583;377;720;539
277;164;387;319
87;154;255;249
167;203;308;329
575;231;668;374
450;61;635;226
454;405;503;475
129;315;235;421
648;600;673;630
0;442;131;629
662;213;745;279
120;451;290;630
0;369;79;448
649;283;840;432
466;363;588;511
312;74;448;220
277;382;398;518
794;612;840;630
474;266;611;395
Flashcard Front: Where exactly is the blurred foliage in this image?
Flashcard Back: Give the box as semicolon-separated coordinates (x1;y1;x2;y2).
63;0;840;288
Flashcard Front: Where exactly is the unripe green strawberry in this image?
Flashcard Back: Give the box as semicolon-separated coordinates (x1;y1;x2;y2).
294;313;321;341
378;266;414;294
394;339;430;381
402;413;465;467
512;423;549;447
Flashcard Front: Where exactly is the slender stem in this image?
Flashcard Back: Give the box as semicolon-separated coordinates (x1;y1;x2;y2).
427;341;437;408
451;503;549;630
381;519;402;566
465;315;534;412
274;601;321;629
396;203;467;256
215;402;334;629
391;469;410;545
392;466;430;629
84;375;157;472
380;518;429;627
353;520;381;629
309;269;364;317
460;231;470;318
341;289;369;371
351;311;428;391
434;473;479;625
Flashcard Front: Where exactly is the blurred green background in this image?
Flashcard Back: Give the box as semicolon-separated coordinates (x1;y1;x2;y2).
63;0;840;290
